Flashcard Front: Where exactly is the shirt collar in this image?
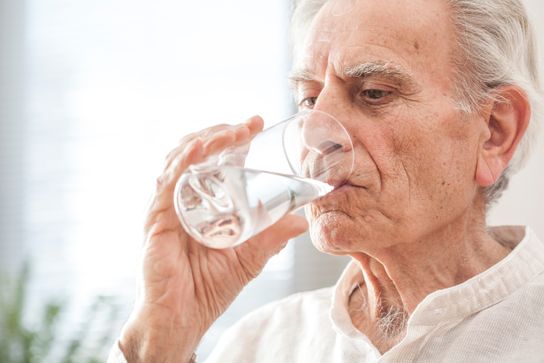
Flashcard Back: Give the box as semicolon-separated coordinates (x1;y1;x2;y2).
410;226;544;326
329;226;544;333
330;257;363;339
329;254;381;358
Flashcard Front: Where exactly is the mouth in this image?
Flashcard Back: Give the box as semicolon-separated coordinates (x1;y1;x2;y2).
332;180;366;191
315;181;365;203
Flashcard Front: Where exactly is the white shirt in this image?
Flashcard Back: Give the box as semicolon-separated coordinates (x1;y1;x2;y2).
109;226;544;362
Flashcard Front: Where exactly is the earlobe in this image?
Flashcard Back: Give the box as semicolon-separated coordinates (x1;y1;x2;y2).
475;153;504;187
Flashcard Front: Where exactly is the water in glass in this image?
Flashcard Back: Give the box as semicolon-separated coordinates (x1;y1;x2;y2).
175;165;332;248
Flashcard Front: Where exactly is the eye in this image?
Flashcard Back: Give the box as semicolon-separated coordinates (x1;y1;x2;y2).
298;97;317;109
360;89;393;104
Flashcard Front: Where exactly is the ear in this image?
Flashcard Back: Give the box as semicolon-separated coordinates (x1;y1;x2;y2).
475;86;531;187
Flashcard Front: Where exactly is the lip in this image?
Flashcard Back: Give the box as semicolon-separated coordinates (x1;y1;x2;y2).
334;181;366;191
316;181;365;202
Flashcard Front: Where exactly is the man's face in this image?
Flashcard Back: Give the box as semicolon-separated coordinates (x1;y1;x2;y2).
293;0;487;254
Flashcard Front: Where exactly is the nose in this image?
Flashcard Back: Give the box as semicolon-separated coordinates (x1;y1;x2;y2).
312;80;351;130
300;110;351;152
298;109;354;186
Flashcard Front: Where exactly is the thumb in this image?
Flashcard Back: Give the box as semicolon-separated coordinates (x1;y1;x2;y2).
234;214;308;278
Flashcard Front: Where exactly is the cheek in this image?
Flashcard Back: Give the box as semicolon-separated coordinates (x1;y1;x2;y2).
353;121;413;207
390;109;480;213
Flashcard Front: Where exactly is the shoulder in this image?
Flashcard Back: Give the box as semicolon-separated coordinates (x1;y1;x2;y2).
467;270;544;338
515;269;544;304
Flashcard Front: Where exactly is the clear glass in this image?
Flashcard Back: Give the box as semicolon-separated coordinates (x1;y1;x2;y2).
174;110;354;249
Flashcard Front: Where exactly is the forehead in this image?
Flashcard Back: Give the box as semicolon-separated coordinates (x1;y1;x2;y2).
296;0;457;88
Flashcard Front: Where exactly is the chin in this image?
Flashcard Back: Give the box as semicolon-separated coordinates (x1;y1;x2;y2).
308;211;357;255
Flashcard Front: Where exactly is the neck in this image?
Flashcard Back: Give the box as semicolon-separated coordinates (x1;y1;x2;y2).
348;203;511;342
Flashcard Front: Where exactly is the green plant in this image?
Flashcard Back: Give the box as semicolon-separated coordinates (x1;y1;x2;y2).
0;262;121;363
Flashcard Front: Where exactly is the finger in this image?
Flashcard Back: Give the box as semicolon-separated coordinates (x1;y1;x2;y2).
234;214;308;279
200;123;254;156
178;124;230;145
147;138;204;214
165;115;261;170
202;128;237;155
245;115;264;137
163;138;205;192
233;123;251;141
149;116;264;231
164;144;192;171
200;117;259;162
164;124;231;170
145;138;204;231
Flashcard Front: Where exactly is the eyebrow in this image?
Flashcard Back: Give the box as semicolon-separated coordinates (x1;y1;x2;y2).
289;60;419;90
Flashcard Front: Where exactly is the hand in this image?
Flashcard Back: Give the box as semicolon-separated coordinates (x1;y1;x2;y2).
119;117;308;363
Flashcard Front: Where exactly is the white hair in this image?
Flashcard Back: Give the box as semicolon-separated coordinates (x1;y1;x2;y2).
290;0;543;206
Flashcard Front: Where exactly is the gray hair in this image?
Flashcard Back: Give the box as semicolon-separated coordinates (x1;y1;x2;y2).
290;0;542;206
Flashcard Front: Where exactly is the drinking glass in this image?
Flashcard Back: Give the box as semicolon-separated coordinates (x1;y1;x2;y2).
174;109;354;249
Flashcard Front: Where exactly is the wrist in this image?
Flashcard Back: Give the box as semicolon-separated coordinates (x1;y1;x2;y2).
119;309;202;363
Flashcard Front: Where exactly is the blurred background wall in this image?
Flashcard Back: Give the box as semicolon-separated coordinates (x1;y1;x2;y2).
0;0;541;361
487;0;544;235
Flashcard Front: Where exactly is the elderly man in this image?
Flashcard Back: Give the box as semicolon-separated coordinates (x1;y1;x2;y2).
109;0;543;362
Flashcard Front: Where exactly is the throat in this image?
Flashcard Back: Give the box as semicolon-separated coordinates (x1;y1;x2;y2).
348;282;408;353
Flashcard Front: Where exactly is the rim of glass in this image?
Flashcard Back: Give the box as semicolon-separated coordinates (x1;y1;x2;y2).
282;109;355;181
